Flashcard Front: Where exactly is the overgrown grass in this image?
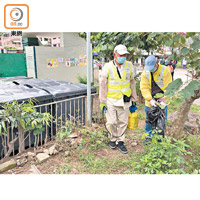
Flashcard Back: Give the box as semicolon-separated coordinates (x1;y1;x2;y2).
79;153;108;173
81;129;109;151
57;158;72;174
73;152;141;174
138;112;145;120
55;111;200;174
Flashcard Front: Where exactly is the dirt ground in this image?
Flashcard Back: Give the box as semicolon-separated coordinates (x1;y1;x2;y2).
3;113;146;174
2;100;199;174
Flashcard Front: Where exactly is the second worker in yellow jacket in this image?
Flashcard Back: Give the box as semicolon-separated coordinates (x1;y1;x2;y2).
140;55;172;143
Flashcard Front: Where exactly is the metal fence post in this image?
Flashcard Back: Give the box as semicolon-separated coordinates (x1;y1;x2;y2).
86;32;92;125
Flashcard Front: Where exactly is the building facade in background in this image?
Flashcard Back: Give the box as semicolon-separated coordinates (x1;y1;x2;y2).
0;32;23;51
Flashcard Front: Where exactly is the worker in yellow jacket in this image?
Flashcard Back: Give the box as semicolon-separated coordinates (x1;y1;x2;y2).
99;44;138;154
140;55;172;143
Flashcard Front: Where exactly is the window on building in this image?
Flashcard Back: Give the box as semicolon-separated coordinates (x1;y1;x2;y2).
3;33;9;37
53;38;56;40
53;44;56;47
44;38;48;41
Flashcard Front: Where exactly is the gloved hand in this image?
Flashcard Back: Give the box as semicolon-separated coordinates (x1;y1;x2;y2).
158;98;166;107
150;99;157;107
129;102;138;113
100;103;107;112
160;101;166;107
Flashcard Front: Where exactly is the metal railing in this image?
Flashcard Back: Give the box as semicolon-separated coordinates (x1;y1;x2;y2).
0;93;99;161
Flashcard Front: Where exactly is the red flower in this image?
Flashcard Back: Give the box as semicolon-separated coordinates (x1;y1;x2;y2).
179;32;186;36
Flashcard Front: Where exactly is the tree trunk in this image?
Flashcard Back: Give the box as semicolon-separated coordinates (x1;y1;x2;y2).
18;124;25;153
170;97;195;139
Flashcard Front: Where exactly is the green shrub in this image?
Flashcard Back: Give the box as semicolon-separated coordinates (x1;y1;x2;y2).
133;135;191;174
86;129;108;150
56;119;75;140
185;135;200;154
77;75;87;84
77;75;94;86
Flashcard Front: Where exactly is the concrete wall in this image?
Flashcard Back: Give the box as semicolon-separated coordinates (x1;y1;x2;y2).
62;32;86;49
34;33;91;83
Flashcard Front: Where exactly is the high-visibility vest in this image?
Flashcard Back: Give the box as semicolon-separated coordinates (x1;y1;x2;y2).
106;61;132;99
145;64;167;90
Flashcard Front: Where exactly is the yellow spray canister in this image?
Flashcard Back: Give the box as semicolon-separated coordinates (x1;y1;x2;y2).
128;103;138;130
128;112;138;130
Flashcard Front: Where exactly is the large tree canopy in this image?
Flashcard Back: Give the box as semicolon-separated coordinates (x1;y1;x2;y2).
79;32;163;60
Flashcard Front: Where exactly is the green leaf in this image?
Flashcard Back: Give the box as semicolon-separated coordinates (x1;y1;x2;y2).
33;129;42;135
108;45;114;50
160;105;166;109
188;80;200;90
179;80;200;99
165;78;183;97
101;45;107;51
128;46;136;51
147;32;157;40
180;47;189;55
2;121;7;132
180;37;186;44
154;93;164;99
165;40;173;46
139;41;145;46
191;41;200;50
186;32;196;38
20;120;26;129
173;34;181;42
125;35;132;41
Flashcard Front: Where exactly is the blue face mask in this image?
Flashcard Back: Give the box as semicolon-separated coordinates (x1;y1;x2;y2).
150;67;157;72
117;57;126;64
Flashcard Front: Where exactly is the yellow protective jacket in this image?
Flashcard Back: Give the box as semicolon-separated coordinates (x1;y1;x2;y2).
106;61;132;99
140;64;172;107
